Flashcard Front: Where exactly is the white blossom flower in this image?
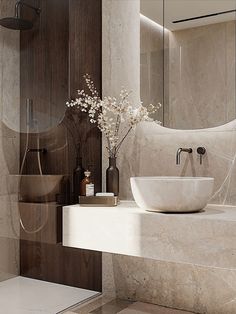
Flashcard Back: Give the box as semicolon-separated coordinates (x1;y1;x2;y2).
66;74;161;157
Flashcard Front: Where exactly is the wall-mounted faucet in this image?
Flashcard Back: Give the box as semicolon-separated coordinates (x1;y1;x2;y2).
176;148;193;165
197;147;206;164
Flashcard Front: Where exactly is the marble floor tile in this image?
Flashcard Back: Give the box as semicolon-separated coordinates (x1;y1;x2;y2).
72;297;132;314
71;296;113;313
70;299;194;314
90;299;132;314
118;302;194;314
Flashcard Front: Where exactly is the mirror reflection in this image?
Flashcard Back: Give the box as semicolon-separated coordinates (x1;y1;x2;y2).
140;0;236;129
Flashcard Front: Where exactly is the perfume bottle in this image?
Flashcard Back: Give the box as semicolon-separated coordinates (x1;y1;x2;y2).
73;156;85;203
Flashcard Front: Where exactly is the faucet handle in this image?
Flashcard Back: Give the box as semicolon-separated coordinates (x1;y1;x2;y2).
197;147;206;165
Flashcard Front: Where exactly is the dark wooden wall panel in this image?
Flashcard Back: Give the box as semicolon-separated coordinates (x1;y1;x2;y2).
69;0;102;191
20;0;102;291
20;0;69;134
20;241;102;291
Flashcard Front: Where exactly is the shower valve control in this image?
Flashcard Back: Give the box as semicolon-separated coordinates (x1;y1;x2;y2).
197;147;206;165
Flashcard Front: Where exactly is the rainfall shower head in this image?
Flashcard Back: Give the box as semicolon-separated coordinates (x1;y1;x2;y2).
0;17;33;30
0;1;41;30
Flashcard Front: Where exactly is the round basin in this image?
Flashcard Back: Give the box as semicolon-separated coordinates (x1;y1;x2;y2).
130;176;214;213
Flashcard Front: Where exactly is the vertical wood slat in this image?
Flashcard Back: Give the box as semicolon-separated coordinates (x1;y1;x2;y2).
69;0;102;191
20;0;102;291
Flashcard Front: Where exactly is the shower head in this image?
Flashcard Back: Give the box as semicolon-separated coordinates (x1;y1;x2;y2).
0;1;41;31
0;17;33;30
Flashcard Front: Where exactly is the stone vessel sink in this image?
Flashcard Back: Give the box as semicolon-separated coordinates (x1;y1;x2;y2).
130;176;214;213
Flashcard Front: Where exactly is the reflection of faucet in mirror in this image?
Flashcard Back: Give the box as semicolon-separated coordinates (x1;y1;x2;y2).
176;148;193;165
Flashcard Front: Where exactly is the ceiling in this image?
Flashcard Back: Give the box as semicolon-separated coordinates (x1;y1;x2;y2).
140;0;236;31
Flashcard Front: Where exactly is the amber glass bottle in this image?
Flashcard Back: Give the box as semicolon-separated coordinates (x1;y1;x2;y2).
80;170;94;196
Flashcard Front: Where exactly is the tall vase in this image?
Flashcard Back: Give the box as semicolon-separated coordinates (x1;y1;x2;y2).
73;156;85;203
106;157;119;196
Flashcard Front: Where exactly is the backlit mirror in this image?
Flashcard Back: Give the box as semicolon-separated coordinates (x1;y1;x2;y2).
140;0;236;129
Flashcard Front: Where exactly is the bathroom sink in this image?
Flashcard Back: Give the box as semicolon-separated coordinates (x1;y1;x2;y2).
130;176;214;213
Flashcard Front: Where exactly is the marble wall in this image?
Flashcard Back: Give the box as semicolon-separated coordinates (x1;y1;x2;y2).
102;0;140;192
167;21;236;129
0;0;20;281
140;11;236;130
103;253;236;314
102;1;236;312
102;0;236;204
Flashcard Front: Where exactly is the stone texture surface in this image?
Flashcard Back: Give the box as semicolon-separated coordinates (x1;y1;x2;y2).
103;253;236;314
102;3;236;313
100;120;236;311
119;302;193;314
102;0;140;193
103;252;116;299
64;202;236;269
0;0;20;281
68;297;193;314
102;118;236;203
69;296;117;314
134;121;236;206
102;0;236;204
89;299;132;314
167;21;236;129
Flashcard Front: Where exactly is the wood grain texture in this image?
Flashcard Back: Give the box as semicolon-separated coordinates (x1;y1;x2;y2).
20;241;102;291
20;0;69;134
19;203;62;245
20;0;102;291
69;0;102;192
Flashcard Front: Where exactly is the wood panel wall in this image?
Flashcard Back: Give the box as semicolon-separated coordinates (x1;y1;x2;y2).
20;0;102;291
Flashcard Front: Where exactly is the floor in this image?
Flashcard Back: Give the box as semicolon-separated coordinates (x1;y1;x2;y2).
0;276;100;314
66;297;194;314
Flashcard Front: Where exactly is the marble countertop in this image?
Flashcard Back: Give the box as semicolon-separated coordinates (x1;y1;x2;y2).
63;201;236;268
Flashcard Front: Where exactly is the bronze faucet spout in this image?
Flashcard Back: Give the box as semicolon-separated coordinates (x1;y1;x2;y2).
176;148;192;165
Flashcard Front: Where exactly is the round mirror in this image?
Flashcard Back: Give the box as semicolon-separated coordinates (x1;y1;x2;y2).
140;0;236;129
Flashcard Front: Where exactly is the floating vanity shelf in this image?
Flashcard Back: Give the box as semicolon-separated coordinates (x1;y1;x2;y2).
63;201;236;269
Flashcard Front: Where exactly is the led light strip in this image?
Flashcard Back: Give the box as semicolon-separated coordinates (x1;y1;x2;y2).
173;9;236;24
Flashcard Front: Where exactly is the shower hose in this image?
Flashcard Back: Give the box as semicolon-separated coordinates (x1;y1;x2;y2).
18;123;49;234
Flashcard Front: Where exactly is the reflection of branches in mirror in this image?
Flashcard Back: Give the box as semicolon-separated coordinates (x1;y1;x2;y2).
62;107;84;159
62;106;99;160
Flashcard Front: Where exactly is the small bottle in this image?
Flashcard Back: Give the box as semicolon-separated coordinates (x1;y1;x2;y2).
73;156;85;203
80;170;94;196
